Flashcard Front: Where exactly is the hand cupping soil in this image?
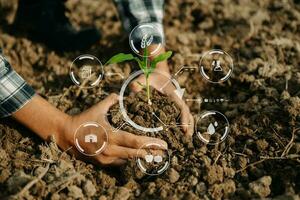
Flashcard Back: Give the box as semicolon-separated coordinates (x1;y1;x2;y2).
109;88;185;150
107;88;238;199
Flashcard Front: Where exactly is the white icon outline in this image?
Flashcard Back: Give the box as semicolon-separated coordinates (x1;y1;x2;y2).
69;54;103;88
74;122;108;156
136;143;170;176
199;49;233;83
195;111;230;145
129;23;164;57
119;70;183;132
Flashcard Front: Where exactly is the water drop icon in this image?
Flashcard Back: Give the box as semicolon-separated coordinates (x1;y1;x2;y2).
207;123;215;135
214;121;218;127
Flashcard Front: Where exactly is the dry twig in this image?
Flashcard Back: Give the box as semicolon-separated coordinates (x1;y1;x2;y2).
13;163;50;199
281;128;299;157
236;158;266;174
236;153;300;174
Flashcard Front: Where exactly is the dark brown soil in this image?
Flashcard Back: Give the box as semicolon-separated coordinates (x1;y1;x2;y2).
1;0;300;199
109;88;186;150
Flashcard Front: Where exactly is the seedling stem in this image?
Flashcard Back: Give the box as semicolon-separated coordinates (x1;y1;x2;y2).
105;46;172;105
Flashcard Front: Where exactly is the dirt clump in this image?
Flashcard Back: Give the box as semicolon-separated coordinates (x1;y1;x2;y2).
249;176;272;198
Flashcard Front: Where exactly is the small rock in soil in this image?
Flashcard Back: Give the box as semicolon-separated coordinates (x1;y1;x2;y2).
68;185;84;199
113;187;131;200
249;176;272;198
83;180;97;197
168;168;180;183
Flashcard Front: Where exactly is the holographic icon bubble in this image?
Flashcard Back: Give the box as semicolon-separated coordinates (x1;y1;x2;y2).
74;122;108;156
70;54;104;88
129;23;164;57
136;142;170;176
195;111;230;145
119;70;183;133
199;49;234;83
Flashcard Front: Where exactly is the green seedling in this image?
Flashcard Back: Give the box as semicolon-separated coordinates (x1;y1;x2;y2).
105;48;172;105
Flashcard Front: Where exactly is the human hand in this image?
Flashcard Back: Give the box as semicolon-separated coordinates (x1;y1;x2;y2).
130;61;194;136
56;93;168;166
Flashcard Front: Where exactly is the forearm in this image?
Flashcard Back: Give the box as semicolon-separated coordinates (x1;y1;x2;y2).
12;95;69;143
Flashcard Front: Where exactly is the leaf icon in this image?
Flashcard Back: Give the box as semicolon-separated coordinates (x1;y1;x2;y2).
141;34;154;49
207;123;215;135
146;35;153;47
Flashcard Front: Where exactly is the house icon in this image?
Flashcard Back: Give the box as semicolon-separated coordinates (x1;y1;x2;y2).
80;65;92;79
84;134;98;143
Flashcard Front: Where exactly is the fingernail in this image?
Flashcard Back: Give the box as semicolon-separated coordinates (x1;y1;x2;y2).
156;140;168;149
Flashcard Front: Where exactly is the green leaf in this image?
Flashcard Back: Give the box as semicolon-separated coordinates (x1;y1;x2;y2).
105;53;135;65
149;51;173;73
133;57;146;71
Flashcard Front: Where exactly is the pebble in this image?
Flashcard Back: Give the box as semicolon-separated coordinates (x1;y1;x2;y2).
114;187;130;200
223;179;236;196
256;139;269;151
189;175;198;186
83;180;97;197
177;34;189;45
196;182;207;195
99;195;107;200
249;176;272;197
0;169;10;183
50;193;60;200
68;185;84;199
169;168;180;183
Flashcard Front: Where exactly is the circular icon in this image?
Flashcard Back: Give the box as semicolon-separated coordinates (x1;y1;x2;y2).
119;70;183;132
74;122;108;156
70;54;103;88
195;111;229;145
129;23;164;57
199;49;233;83
136;143;170;176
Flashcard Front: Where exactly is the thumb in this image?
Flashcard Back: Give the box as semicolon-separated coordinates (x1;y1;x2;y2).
130;81;143;93
97;93;119;114
130;75;146;93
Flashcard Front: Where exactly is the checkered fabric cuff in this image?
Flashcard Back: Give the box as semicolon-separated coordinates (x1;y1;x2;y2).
0;54;35;118
114;0;165;38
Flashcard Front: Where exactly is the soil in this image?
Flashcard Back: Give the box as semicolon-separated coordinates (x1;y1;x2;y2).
109;88;185;149
1;0;300;200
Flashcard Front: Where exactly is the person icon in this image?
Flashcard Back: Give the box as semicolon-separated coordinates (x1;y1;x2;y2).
212;60;223;71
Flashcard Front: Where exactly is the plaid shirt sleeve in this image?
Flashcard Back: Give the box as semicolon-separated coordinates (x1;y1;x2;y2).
0;50;35;118
114;0;165;38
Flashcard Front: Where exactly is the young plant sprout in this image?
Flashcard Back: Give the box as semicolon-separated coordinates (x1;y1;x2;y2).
105;46;172;105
